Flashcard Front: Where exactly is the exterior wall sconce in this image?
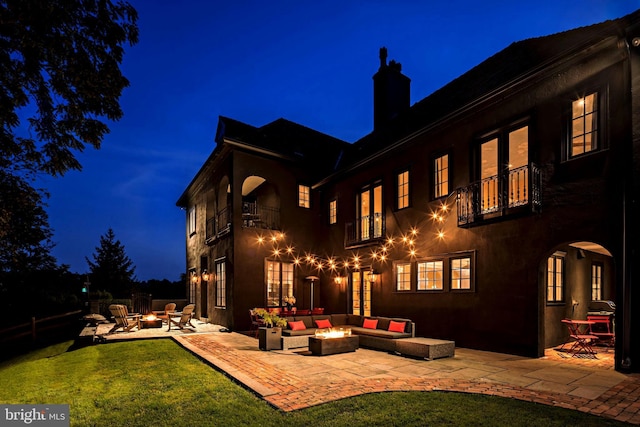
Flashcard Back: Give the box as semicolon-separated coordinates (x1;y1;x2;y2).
190;271;198;283
201;269;210;281
368;270;379;284
334;276;343;285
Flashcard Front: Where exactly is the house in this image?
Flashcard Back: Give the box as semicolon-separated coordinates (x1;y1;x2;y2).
177;10;640;372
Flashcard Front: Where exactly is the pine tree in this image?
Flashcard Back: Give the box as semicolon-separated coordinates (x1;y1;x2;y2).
86;228;137;298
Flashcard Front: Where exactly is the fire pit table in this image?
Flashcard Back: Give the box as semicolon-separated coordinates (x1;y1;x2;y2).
139;315;162;329
309;328;359;356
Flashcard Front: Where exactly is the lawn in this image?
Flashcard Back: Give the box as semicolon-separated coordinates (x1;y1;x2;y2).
0;339;629;426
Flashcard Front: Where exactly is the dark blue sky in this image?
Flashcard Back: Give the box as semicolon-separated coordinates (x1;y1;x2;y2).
37;1;639;281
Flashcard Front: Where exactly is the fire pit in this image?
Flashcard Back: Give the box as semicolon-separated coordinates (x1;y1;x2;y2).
309;328;358;355
139;314;162;329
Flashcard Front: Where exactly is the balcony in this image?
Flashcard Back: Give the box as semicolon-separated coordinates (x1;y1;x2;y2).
241;202;280;230
457;163;541;227
205;205;232;244
345;213;385;247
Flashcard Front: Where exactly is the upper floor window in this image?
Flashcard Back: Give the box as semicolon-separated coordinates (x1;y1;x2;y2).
592;262;603;301
570;92;598;157
434;154;449;199
396;262;411;291
359;183;383;240
329;199;337;224
298;184;310;208
188;206;196;236
478;124;529;213
396;170;409;210
547;252;564;303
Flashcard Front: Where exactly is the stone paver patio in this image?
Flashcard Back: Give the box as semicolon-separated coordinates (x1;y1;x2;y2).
96;324;640;424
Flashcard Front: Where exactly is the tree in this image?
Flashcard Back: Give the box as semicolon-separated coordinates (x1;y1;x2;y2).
1;0;139;177
86;228;136;298
0;0;138;280
0;170;57;273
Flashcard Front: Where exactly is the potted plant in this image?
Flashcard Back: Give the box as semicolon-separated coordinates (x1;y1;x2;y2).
254;308;288;329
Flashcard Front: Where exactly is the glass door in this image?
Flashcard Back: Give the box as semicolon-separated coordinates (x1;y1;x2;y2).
351;271;371;317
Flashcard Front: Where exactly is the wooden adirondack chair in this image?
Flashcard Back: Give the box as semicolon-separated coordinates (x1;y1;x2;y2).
168;304;196;331
108;304;140;333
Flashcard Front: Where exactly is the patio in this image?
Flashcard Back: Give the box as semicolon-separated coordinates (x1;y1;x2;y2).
89;324;640;424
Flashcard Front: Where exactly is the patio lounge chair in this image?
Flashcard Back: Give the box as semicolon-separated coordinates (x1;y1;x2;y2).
108;304;140;333
153;303;177;324
168;304;196;331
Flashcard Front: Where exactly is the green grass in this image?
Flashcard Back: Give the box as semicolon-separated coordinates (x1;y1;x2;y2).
0;340;629;427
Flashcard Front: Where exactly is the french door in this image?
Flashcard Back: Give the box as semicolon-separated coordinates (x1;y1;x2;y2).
351;271;371;317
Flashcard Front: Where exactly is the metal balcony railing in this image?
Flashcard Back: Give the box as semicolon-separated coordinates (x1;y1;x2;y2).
205;205;232;243
457;163;541;226
345;213;385;247
241;202;280;230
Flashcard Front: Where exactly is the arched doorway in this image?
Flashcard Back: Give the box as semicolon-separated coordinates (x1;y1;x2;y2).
541;241;615;365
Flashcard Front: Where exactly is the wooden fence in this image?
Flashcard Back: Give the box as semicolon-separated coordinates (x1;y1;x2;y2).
0;310;83;344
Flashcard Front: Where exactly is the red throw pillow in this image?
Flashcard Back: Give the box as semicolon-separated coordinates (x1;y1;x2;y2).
388;320;406;333
363;318;378;329
314;319;332;328
289;320;306;331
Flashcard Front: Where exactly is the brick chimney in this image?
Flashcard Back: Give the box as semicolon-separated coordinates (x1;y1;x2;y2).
373;47;411;131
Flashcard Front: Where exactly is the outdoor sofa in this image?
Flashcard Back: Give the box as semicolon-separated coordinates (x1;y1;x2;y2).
281;313;414;352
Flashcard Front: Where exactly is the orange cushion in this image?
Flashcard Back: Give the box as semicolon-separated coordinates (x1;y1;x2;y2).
314;319;332;328
388;320;406;333
288;320;306;331
363;318;378;329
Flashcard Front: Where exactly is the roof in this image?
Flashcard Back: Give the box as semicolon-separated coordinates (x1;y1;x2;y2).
217;115;350;179
346;10;639;163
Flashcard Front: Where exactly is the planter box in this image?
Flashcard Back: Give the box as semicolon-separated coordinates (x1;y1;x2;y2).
258;327;282;350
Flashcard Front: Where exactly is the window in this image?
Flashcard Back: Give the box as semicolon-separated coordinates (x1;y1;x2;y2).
396;170;409;209
418;260;443;290
215;259;226;308
478;124;529;212
188;269;196;305
570;92;598;157
188;206;196;235
359;183;383;240
592;262;603;301
547;253;564;303
266;260;293;307
434;154;449;199
451;257;471;290
298;184;310;208
329;199;337;224
396;263;411;291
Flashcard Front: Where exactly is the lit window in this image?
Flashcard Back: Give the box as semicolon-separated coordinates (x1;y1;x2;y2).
434;154;449;199
215;260;226;308
187;206;196;236
451;257;471;290
329;199;337;224
267;260;294;307
397;170;409;209
592;263;603;301
547;253;564;303
298;185;310;208
396;263;411;291
571;93;598;157
418;261;443;290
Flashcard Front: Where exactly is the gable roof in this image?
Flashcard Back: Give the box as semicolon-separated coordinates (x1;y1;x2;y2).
344;10;639;166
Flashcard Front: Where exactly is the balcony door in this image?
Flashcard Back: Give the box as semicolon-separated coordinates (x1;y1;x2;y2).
358;184;382;240
479;124;529;212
